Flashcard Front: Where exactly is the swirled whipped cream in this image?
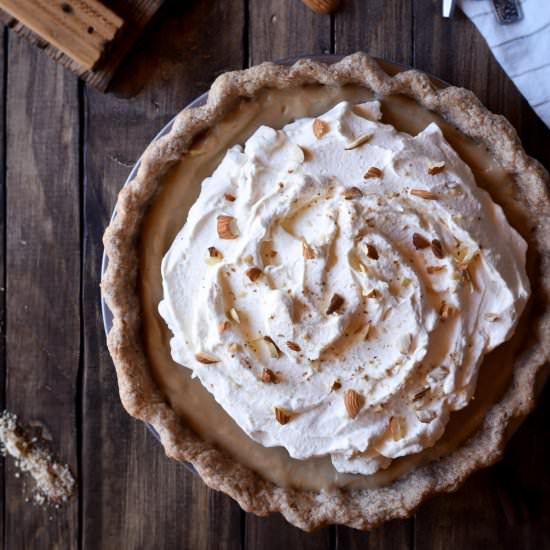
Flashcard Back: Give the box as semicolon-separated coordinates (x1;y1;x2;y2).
159;100;530;475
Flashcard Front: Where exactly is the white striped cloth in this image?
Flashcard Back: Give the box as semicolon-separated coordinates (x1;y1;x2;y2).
459;0;550;127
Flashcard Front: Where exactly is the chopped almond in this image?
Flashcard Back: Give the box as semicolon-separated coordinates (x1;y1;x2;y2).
412;233;430;249
326;293;344;315
312;118;329;138
224;193;236;202
273;407;292;425
261;368;276;383
363;166;383;179
217;215;239;239
245;267;262;282
365;243;379;260
431;239;444;259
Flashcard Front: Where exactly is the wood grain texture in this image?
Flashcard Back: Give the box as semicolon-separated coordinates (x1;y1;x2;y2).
248;0;331;66
4;32;79;549
0;24;5;549
334;0;413;65
0;0;123;70
0;0;163;91
81;2;244;549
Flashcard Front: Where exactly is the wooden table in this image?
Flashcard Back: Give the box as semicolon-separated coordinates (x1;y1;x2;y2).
1;1;549;548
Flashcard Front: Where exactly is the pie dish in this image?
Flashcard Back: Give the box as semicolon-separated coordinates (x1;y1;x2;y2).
102;53;550;530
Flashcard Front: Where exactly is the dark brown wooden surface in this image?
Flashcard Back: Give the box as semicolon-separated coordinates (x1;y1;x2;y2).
1;1;549;549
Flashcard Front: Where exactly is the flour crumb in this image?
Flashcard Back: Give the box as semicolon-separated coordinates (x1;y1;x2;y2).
0;410;75;505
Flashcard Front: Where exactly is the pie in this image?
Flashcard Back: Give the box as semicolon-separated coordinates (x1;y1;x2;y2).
102;53;550;530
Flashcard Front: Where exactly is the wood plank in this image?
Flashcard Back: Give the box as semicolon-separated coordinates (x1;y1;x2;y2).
333;1;413;546
245;514;330;550
334;0;413;65
0;0;123;70
0;0;164;91
0;24;6;549
248;0;331;66
413;3;550;549
4;31;79;549
245;0;332;544
81;2;245;548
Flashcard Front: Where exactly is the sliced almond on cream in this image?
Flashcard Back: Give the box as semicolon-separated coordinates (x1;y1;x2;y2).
341;186;363;200
344;389;364;419
195;352;220;364
228;308;241;324
409;189;438;200
363;166;383;179
428;161;446;175
263;336;281;358
289;144;306;164
389;416;406;441
344;133;373;150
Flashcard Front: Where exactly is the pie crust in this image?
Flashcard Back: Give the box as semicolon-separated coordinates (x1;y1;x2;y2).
102;53;550;530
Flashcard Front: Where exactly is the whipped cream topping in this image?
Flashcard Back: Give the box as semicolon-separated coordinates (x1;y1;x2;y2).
158;100;530;475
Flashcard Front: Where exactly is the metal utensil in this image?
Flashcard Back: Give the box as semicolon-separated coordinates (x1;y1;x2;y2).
442;0;456;18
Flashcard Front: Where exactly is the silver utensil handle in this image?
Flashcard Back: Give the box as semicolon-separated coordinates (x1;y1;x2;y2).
442;0;456;18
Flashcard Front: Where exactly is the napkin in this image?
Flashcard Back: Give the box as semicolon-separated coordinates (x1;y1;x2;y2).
459;0;550;127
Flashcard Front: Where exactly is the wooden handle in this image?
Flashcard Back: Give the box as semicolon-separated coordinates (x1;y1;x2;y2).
0;0;124;70
300;0;340;14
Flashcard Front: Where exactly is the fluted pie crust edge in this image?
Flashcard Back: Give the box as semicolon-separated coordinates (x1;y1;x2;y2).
102;53;550;530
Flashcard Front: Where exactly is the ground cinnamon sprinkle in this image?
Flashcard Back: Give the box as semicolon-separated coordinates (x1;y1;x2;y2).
0;410;75;505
